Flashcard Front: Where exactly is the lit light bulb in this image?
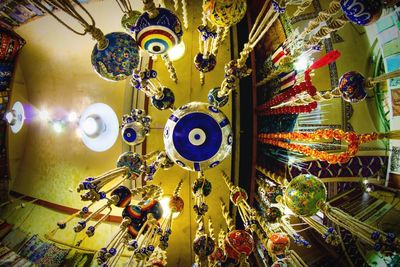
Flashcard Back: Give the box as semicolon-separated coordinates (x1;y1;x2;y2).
75;128;82;139
38;109;50;121
160;196;180;219
5;111;15;125
168;41;186;61
294;55;310;72
68;112;78;122
53;121;63;133
82;117;100;137
366;187;372;193
363;179;368;185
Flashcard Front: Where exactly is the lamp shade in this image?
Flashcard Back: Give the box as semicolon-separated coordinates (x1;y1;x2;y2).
79;103;119;152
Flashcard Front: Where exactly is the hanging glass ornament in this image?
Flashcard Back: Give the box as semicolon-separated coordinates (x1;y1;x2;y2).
134;7;183;55
266;232;290;256
163;102;232;171
193;235;215;257
131;69;175;110
31;0;139;82
280;175;400;253
195;25;218;73
203;0;247;28
192;174;212;216
283;174;327;217
151;87;175;110
91;32;139;82
224;230;254;260
158;180;184;250
208;87;229;108
340;0;382;26
121;109;151;146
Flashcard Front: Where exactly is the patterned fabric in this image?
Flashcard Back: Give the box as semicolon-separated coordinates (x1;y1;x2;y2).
60;250;94;267
0;62;14;91
289;156;388;179
0;245;33;267
0;223;12;240
0;228;28;251
35;244;69;267
0;28;25;62
18;235;51;263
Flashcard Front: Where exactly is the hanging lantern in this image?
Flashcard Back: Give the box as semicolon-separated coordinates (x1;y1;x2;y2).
91;32;140;81
224;230;254;260
134;8;183;55
169;196;184;213
265;207;282;223
282;175;400;252
340;0;382;26
266;232;290;256
151;87;175;110
283;174;327;217
192;176;212;216
117;151;145;177
121;109;151;146
141;199;164;220
338;71;367;103
193;235;215;257
203;0;247;27
208;87;229;108
163;102;233;171
111;186;132;208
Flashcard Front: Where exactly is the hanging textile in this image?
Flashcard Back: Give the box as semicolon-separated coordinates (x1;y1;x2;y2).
0;222;13;240
0;227;29;251
0;245;33;267
289;156;388;179
60;249;94;267
18;235;51;263
35;244;69;267
0;27;26;62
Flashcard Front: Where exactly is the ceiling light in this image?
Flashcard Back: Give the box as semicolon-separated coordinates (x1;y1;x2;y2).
79;103;119;152
168;41;186;61
53;121;64;133
68;111;78;122
38;109;50;121
160;196;181;219
6;101;25;134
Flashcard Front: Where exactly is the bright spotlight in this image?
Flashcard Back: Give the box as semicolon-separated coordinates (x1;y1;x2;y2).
294;55;310;72
160;196;180;219
68;112;78;122
75;128;82;139
53;121;64;133
38;109;50;121
168;41;185;61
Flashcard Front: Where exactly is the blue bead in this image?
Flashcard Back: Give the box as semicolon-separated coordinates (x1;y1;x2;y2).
109;248;117;256
373;243;382;251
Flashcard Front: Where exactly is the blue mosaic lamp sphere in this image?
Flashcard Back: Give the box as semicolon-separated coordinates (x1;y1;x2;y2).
164;102;233;171
151;87;175;110
208;87;229;107
91;32;139;81
116;151;143;177
134;8;183;55
339;71;367;103
340;0;382;26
